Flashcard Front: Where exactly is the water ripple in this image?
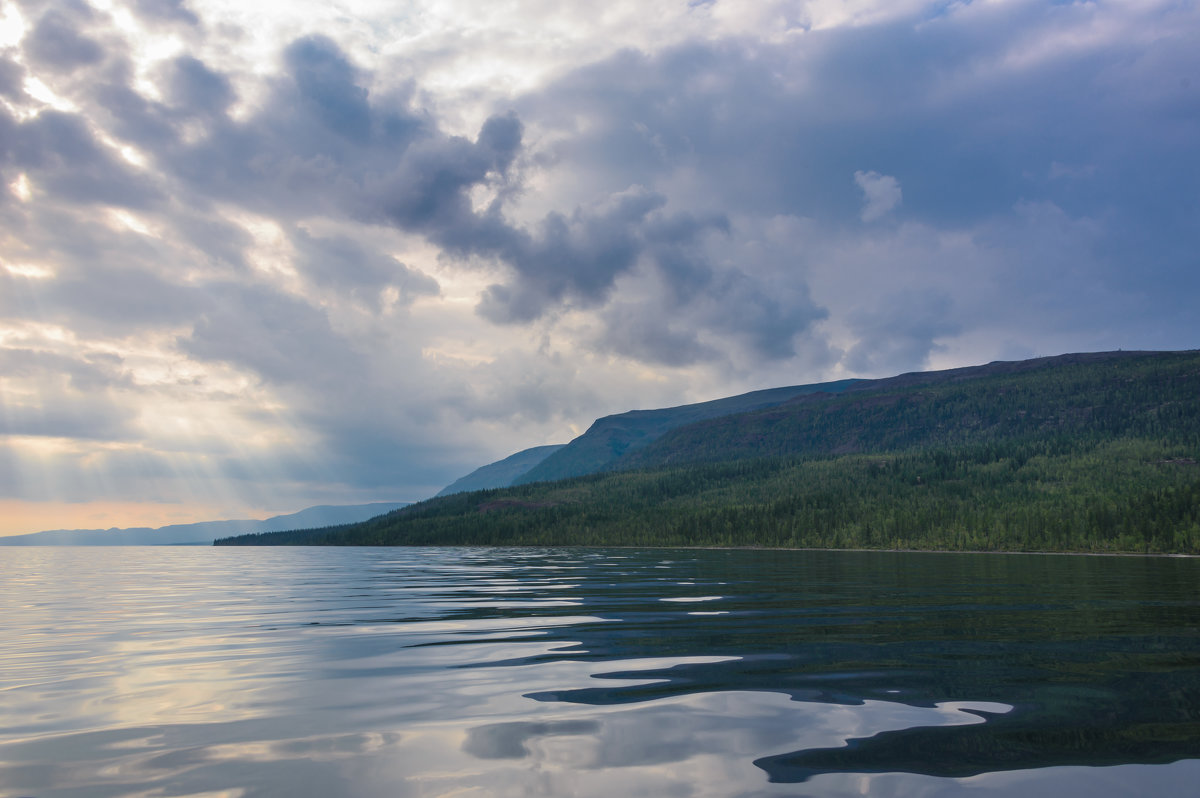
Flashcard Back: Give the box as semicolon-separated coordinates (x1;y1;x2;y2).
1;546;1198;797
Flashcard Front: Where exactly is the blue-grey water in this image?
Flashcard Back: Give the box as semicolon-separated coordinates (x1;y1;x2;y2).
1;547;1198;797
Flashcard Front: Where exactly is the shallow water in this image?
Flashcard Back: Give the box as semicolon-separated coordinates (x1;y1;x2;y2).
1;546;1198;797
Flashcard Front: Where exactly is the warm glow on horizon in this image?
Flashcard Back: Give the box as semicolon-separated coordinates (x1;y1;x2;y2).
0;498;285;538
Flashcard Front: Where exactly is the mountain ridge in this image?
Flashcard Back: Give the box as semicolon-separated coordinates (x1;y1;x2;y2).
623;349;1196;470
436;445;566;497
216;349;1200;553
514;379;862;485
1;502;411;546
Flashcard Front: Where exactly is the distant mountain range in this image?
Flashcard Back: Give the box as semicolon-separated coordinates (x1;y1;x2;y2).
0;502;410;546
219;349;1200;553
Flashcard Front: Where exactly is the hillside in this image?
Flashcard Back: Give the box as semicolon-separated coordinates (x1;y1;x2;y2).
436;444;566;497
625;350;1200;469
2;502;409;546
516;379;861;484
215;350;1200;553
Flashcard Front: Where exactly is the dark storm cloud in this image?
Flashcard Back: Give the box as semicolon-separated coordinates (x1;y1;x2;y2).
844;291;961;375
290;228;439;309
521;8;1200;231
145;34;804;362
365;116;520;241
0;261;206;333
285;36;373;144
131;0;199;27
5;30;821;378
92;79;179;152
701;267;827;361
51;264;206;327
181;283;369;386
597;303;716;367
0;56;26;99
474;190;763;340
23;4;105;73
7;110;162;208
476;187;671;323
170;209;254;273
514;4;1200;367
525;45;778;185
167;56;233;115
165;36;428;215
0;105;15;176
592;258;827;368
9;4;1197;374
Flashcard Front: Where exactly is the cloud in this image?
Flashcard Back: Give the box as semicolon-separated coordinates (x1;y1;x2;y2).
0;56;26;99
2;0;1199;527
844;290;959;375
166;56;234;115
854;170;902;222
6;109;162;209
290;228;439;310
146;34;798;366
131;0;199;27
0;348;128;392
22;5;105;73
597;301;717;368
0;395;135;440
285;36;373;144
0;347;135;440
180;283;368;386
476;186;676;324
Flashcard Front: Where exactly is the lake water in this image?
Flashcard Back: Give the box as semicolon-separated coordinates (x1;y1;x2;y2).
1;547;1198;797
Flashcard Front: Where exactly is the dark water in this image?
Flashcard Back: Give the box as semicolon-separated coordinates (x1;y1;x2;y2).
1;547;1198;797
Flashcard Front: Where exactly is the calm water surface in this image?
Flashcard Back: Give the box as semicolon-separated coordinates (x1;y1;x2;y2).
1;547;1198;797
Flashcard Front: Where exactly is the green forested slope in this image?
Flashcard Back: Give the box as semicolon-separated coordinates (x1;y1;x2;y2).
216;350;1200;553
515;379;861;484
624;350;1200;469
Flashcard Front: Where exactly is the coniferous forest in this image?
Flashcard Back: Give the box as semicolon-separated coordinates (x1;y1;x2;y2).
217;350;1200;553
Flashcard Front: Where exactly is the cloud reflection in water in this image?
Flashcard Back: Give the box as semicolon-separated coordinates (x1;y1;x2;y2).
1;546;1197;797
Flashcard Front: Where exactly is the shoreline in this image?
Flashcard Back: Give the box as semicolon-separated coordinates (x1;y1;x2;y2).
628;545;1199;559
207;541;1200;558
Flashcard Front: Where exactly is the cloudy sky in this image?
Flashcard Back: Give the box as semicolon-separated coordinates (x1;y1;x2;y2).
1;0;1197;535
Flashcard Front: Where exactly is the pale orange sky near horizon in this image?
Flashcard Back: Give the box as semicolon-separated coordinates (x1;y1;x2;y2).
0;499;287;538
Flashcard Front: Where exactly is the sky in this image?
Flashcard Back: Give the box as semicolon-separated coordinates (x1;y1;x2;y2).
0;0;1197;535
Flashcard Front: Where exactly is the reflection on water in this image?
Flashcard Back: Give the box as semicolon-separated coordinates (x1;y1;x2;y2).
1;547;1198;797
